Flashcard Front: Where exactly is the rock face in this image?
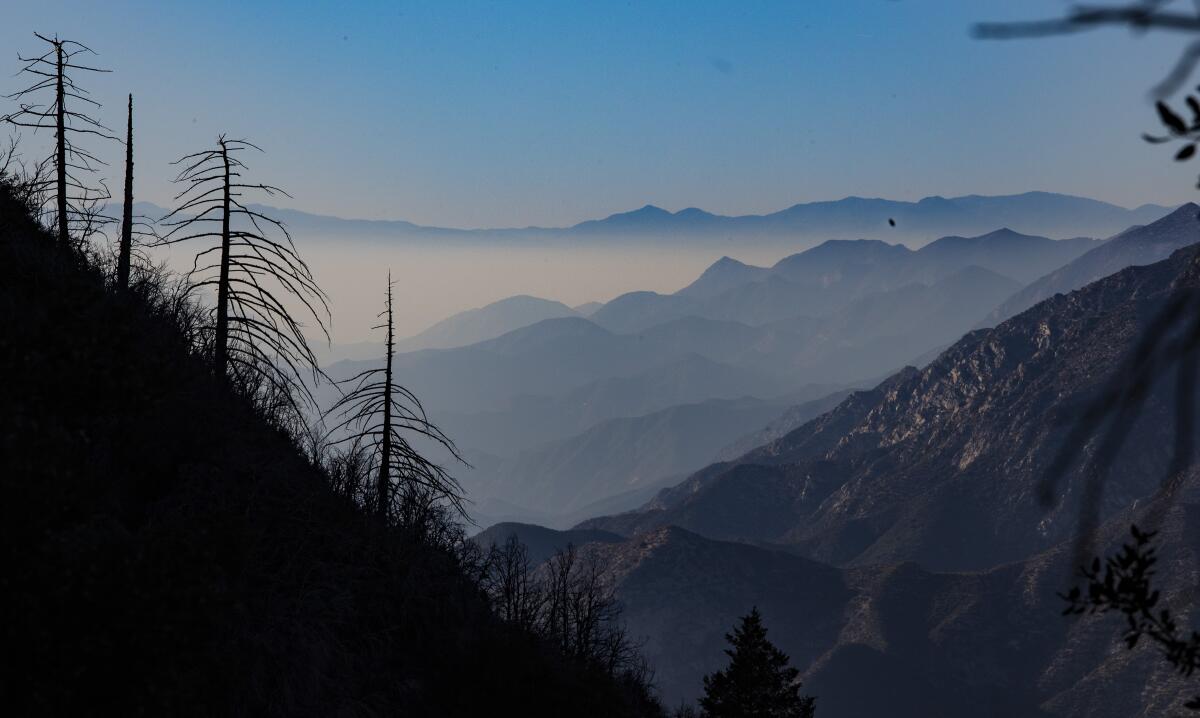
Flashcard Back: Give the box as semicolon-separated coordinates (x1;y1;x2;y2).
583;245;1200;573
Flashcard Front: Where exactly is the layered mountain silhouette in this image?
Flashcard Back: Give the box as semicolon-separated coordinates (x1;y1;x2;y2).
475;242;1200;714
396;294;578;352
582;245;1200;571
324;222;1147;525
596;230;1094;333
201;192;1172;247
988;202;1200;323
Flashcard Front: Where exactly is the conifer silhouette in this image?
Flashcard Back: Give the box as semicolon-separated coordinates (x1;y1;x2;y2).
700;608;815;718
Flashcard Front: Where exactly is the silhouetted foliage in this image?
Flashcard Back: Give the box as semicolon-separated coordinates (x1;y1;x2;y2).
1062;525;1200;710
699;608;815;718
1;33;114;248
976;2;1200;99
481;536;655;685
326;273;466;522
158;136;330;427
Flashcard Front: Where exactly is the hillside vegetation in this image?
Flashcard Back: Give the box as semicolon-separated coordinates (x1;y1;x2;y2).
0;182;663;717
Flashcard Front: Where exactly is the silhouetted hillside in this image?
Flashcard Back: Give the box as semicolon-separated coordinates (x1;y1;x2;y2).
0;185;662;717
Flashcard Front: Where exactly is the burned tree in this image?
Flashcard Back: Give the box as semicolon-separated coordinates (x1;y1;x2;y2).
116;94;136;288
158;136;329;420
326;273;465;522
1;33;115;249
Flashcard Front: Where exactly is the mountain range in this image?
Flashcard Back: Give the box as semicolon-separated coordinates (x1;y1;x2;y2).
478;236;1200;713
321;211;1199;527
988;202;1200;323
122;192;1173;247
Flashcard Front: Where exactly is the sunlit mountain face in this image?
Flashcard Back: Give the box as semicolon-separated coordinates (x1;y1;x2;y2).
6;3;1200;717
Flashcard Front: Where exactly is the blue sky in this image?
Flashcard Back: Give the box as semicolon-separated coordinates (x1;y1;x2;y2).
2;1;1195;227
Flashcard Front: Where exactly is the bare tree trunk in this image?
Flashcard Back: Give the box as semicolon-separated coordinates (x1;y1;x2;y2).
214;139;232;377
117;94;133;288
378;273;394;520
54;41;68;248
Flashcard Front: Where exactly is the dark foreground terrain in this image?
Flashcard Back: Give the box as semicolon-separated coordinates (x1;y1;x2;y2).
0;182;663;717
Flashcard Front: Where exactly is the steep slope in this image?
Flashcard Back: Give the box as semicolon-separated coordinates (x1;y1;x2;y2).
396;294;578;351
989;202;1200;323
714;389;855;461
0;187;662;718
585;498;1200;715
583;244;1200;572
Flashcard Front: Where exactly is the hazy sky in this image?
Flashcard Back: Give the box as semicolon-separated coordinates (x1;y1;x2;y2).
3;1;1198;229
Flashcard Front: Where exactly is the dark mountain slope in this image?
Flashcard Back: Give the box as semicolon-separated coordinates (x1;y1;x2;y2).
583;244;1200;572
989;202;1200;323
526;493;1200;715
0;186;660;717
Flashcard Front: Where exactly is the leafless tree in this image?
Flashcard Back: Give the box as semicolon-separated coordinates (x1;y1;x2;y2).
115;94;154;288
483;534;547;632
157;136;329;421
1;33;115;249
325;273;465;522
975;2;1200;97
0;136;51;220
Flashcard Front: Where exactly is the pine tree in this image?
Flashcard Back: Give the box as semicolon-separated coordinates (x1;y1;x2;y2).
699;608;815;718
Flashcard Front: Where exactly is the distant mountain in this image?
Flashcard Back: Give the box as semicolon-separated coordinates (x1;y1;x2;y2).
572;301;604;316
914;228;1098;283
413;353;812;465
396;295;578;352
481;397;791;515
714;389;854;462
675;256;770;299
988;202;1200;324
590;292;703;334
582;243;1200;572
562;192;1171;245
124;193;1172;248
593;229;1098;335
